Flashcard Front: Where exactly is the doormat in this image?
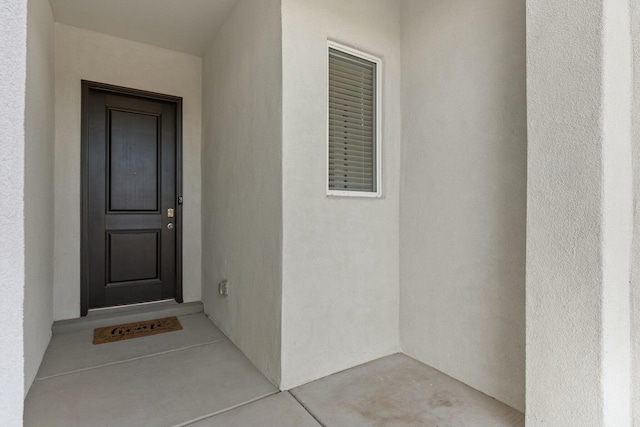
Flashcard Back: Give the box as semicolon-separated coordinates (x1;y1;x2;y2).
93;316;183;345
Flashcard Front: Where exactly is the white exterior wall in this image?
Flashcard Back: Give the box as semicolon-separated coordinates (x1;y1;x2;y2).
0;0;27;424
526;0;632;425
600;1;632;424
24;0;55;394
54;24;203;320
201;0;283;385
280;0;402;389
632;2;640;424
399;0;527;411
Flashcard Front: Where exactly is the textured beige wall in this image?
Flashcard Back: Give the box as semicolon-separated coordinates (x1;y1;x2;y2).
399;0;527;411
201;0;283;385
280;0;402;390
54;24;203;320
24;0;55;395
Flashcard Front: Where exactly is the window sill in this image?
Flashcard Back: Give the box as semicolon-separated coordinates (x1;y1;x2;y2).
326;190;382;198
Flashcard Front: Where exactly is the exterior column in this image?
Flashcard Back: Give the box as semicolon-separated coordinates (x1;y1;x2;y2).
526;0;632;425
0;0;28;426
631;2;640;424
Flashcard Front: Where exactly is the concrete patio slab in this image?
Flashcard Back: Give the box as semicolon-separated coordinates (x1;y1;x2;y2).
187;392;321;427
25;340;277;427
291;353;525;427
25;313;525;427
37;313;226;379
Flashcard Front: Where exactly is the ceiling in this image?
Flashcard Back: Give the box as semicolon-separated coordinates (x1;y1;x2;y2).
49;0;239;56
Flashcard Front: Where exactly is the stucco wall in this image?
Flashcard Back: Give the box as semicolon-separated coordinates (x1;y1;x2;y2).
600;1;632;424
201;0;283;385
632;1;640;424
280;0;401;389
527;0;632;425
54;24;203;320
0;0;27;424
24;0;55;395
399;0;527;411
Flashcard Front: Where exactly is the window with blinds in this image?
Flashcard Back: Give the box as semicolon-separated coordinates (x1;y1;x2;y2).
328;44;380;196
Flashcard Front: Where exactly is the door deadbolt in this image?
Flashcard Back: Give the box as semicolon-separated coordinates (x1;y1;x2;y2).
167;208;174;218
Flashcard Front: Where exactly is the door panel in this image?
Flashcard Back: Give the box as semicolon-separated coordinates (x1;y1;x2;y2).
109;110;159;212
82;83;181;312
107;231;159;283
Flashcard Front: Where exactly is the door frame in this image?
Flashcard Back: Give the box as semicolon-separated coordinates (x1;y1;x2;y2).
80;80;184;316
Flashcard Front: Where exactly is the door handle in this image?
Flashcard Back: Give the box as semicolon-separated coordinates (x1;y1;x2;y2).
167;223;174;230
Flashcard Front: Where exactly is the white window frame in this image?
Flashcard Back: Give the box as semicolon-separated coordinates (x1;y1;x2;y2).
326;40;382;198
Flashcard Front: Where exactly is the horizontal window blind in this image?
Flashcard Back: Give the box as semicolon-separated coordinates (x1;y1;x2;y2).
328;47;377;193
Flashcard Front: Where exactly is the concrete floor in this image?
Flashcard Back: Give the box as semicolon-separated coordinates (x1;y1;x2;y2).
25;310;524;427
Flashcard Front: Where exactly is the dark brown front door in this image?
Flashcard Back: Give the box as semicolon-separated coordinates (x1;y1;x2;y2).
81;81;182;315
